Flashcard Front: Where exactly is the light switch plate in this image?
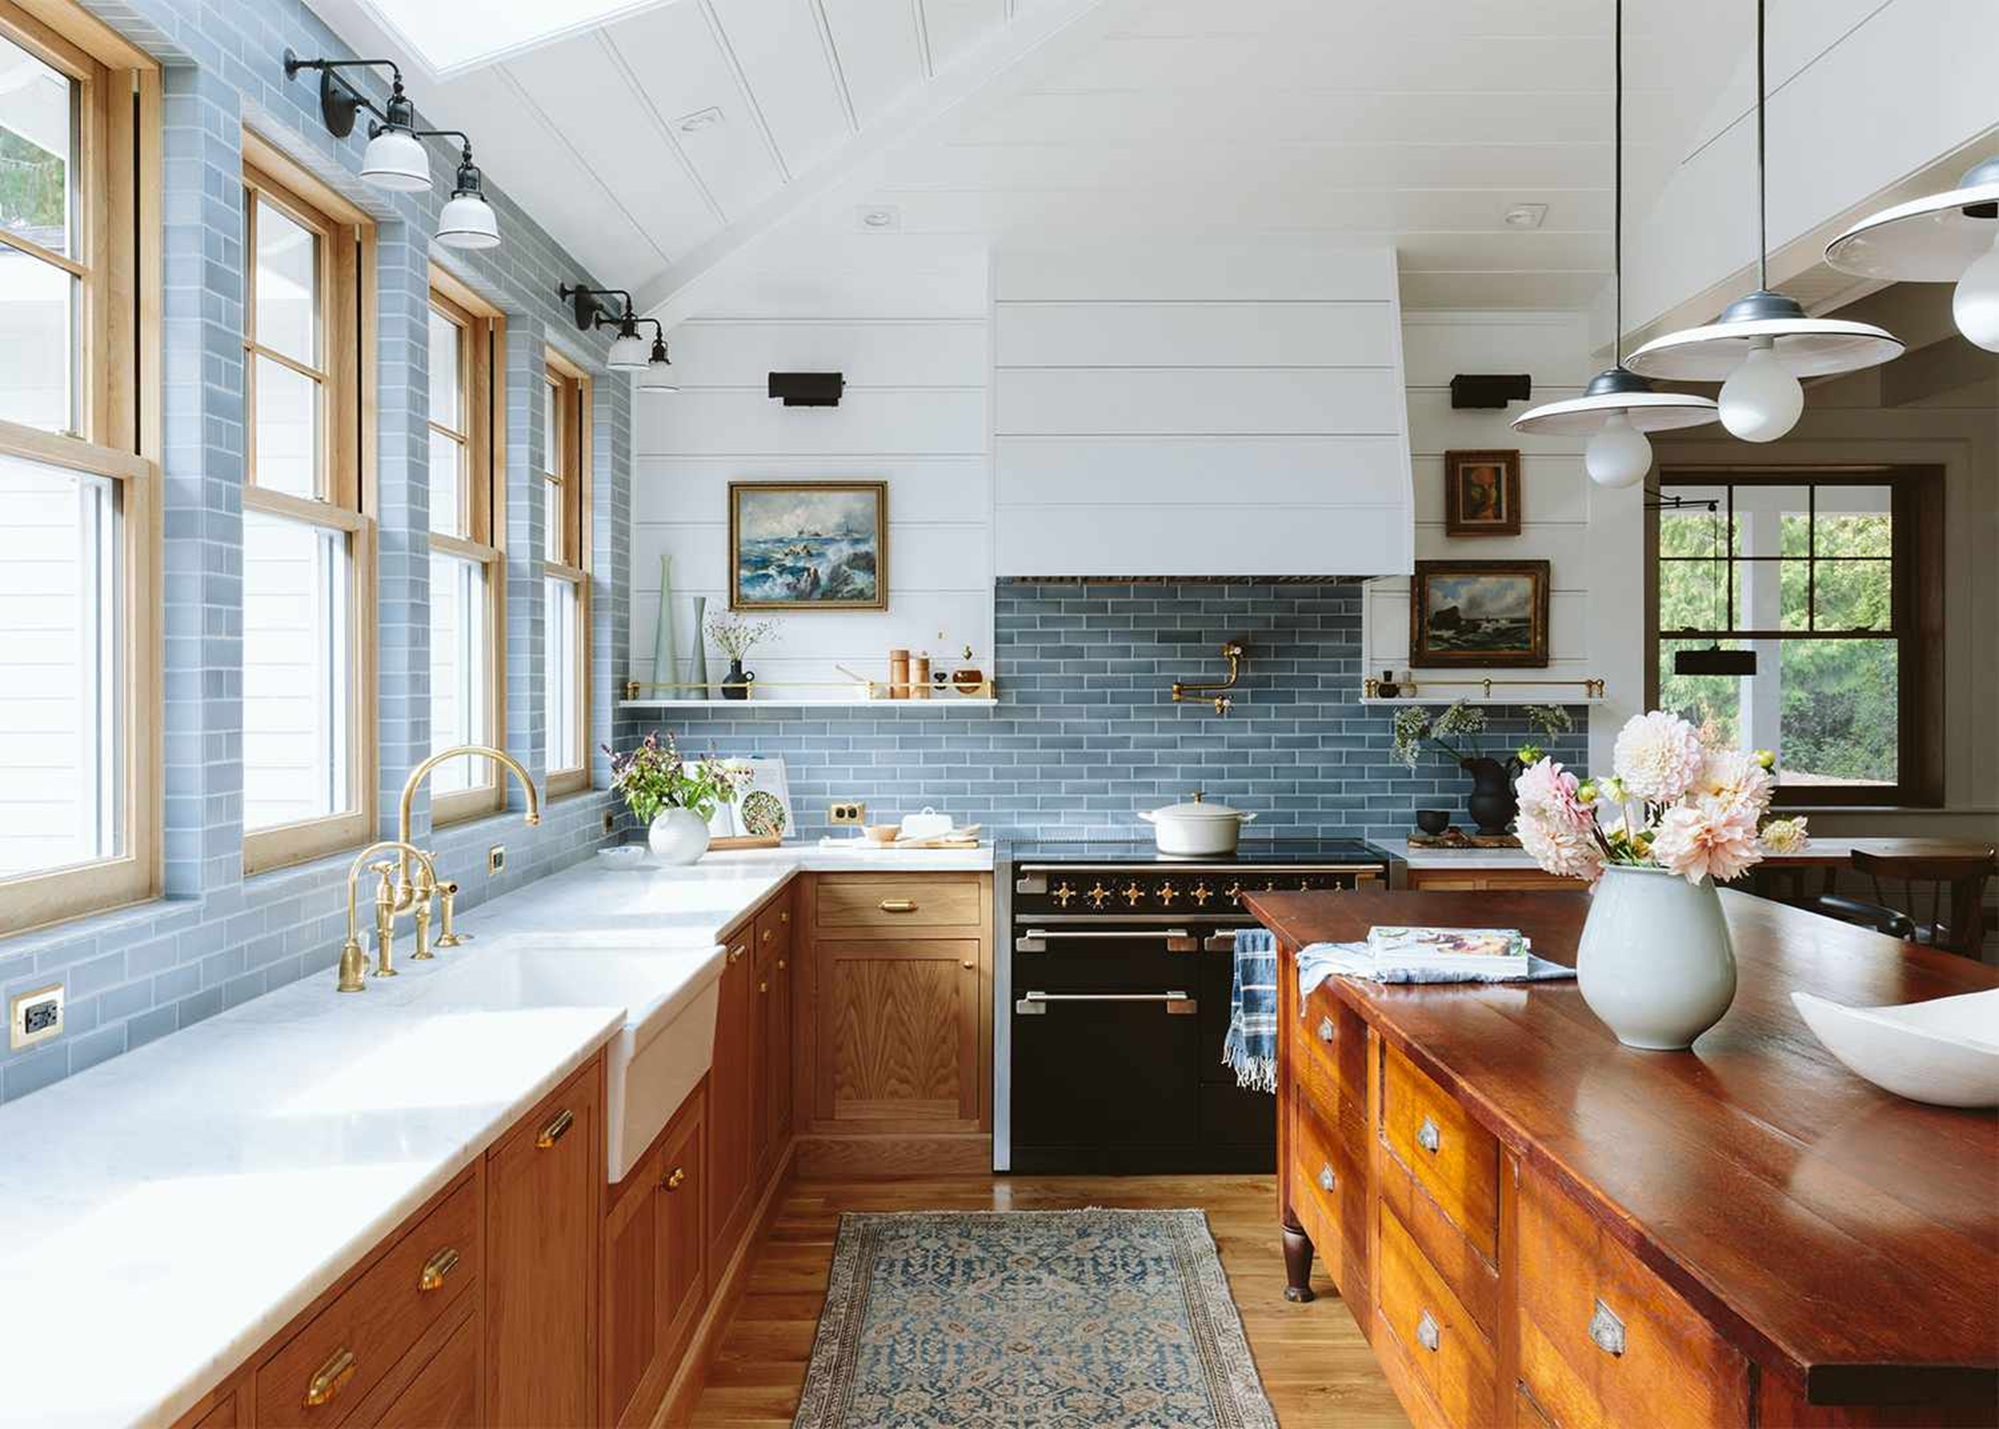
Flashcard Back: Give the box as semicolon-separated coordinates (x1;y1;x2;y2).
10;983;63;1051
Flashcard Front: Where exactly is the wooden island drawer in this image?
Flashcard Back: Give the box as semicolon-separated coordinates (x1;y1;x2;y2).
1288;1095;1349;1282
1515;1165;1749;1429
1381;1044;1499;1260
1375;1202;1496;1428
255;1172;481;1425
815;875;983;931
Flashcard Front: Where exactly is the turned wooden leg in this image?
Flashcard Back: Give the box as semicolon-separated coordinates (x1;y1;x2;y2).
1282;1219;1316;1303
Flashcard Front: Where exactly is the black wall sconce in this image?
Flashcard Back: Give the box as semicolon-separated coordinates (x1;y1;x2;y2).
558;283;677;392
1648;492;1759;676
767;372;843;407
1450;373;1534;409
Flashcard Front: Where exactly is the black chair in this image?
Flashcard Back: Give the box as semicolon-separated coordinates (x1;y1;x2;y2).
1815;847;1997;960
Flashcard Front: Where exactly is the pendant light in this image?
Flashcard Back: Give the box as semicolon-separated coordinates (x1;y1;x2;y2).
1824;155;1999;352
1513;0;1718;488
1625;0;1901;441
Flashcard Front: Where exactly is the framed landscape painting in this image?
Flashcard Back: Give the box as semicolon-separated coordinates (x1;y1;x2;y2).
728;481;887;611
1443;449;1522;535
1409;559;1550;667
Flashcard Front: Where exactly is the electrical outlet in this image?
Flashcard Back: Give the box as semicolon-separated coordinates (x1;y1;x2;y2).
488;844;506;875
602;810;616;836
829;800;866;826
10;983;63;1052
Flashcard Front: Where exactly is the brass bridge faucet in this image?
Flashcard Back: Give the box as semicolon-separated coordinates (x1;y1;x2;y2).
393;744;542;949
337;841;439;991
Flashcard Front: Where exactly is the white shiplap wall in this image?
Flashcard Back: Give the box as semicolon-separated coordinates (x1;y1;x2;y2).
631;263;994;695
991;246;1415;578
1368;311;1640;768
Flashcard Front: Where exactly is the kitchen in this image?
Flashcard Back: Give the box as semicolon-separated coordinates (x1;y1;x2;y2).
0;0;1995;1427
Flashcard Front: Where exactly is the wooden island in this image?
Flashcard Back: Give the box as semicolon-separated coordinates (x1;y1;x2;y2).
1244;887;1998;1428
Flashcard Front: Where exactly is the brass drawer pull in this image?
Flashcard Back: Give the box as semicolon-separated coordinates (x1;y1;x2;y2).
536;1107;575;1148
878;898;918;913
1317;1163;1335;1193
1588;1298;1627;1357
304;1347;358;1407
727;943;747;965
762;928;773;943
1416;1310;1440;1354
758;979;768;994
1416;1115;1441;1154
1317;1017;1334;1043
417;1246;460;1292
661;1166;686;1192
779;908;789;924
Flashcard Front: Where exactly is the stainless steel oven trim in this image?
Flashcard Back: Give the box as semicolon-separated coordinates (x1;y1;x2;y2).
1016;990;1197;1015
1015;928;1198;953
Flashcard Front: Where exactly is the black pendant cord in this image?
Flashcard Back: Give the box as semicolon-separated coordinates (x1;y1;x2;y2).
1613;0;1624;365
1755;0;1769;292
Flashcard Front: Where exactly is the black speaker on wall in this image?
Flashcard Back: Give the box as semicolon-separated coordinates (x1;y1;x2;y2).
768;372;844;407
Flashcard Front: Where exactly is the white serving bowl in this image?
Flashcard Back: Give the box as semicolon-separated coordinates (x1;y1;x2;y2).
596;845;646;869
1791;987;1999;1108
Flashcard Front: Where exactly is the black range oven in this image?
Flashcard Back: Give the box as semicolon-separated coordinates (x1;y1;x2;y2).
999;839;1393;1174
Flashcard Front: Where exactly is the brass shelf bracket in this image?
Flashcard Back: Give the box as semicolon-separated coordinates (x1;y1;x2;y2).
1172;641;1244;716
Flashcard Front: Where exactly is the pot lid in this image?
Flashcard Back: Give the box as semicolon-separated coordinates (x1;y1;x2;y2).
1148;789;1250;821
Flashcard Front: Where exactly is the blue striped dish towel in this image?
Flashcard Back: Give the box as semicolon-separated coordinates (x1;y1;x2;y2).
1224;927;1279;1093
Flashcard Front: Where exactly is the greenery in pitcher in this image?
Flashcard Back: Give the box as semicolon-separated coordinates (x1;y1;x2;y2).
605;730;744;824
1390;700;1572;770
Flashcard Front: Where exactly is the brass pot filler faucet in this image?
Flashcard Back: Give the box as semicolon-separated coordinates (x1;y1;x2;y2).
336;744;542;992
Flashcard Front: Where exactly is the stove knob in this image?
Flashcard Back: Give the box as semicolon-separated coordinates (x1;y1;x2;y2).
1157;882;1178;907
1121;881;1145;908
1224;882;1243;903
1190;883;1212;908
1085;882;1111;911
1299;876;1317;891
1262;878;1281;893
1051;882;1077;908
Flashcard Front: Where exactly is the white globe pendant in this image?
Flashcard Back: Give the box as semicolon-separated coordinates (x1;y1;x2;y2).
1584;412;1653;487
1825;155;1999;352
1952;230;1999;352
1718;339;1803;443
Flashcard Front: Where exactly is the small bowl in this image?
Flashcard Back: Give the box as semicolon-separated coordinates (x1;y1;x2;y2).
1415;810;1452;836
596;845;645;869
863;824;901;844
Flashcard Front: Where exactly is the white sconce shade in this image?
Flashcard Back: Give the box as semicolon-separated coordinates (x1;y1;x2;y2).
360;126;430;192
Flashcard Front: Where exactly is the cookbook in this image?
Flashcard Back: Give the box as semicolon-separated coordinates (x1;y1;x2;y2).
1364;925;1530;977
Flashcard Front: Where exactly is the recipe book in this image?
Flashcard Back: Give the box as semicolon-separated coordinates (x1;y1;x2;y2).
1364;925;1531;978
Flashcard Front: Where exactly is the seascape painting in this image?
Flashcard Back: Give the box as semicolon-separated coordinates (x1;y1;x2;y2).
1409;559;1549;667
728;481;887;611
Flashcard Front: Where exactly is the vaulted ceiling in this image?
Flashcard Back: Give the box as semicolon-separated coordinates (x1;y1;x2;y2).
311;0;1752;323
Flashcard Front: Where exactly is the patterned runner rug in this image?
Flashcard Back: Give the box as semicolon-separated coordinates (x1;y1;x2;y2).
793;1208;1278;1428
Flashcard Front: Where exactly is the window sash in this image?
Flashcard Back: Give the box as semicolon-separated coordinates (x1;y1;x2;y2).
543;569;586;787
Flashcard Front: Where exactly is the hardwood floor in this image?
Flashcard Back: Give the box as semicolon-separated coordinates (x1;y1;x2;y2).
683;1173;1406;1428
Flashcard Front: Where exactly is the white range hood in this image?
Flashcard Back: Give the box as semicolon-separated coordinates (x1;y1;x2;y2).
991;245;1414;579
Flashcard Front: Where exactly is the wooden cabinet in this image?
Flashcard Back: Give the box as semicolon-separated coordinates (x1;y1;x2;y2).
706;925;756;1287
601;1086;706;1429
486;1056;603;1428
814;936;982;1130
756;899;794;1179
348;1305;480;1428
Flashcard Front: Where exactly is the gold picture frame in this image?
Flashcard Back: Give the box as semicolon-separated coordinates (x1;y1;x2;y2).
728;480;888;611
1409;559;1550;667
1444;449;1522;536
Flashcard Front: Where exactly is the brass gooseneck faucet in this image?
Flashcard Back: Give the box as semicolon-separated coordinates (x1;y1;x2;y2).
337;841;439;991
394;744;541;947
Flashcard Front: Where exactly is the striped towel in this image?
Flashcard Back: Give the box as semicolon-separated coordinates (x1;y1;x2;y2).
1223;927;1279;1093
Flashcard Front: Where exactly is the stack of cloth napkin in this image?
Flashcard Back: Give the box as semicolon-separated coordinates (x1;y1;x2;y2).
1224;925;1574;1091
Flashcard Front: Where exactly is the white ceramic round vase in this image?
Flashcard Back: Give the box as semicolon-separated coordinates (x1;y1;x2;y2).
647;808;711;865
1576;863;1738;1051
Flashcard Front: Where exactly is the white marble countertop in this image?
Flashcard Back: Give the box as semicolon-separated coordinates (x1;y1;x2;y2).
1376;836;1544;870
0;841;990;1428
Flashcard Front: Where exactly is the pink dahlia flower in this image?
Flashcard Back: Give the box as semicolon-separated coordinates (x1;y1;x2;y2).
1652;797;1763;885
1612;711;1707;804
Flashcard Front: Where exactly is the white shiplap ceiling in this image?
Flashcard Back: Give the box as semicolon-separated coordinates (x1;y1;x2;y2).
308;0;1744;320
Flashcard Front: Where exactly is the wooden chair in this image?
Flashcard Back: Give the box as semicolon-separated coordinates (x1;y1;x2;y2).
1816;847;1998;959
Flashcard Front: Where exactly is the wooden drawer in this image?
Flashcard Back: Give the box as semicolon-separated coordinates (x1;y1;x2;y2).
1288;1093;1347;1285
1375;1202;1496;1428
1515;1164;1749;1429
348;1301;480;1428
1381;1043;1500;1260
815;875;983;931
255;1171;481;1425
754;896;791;959
1296;988;1344;1097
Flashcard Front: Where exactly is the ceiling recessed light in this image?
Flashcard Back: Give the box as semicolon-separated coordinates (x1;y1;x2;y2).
1503;203;1549;229
675;106;723;134
857;205;902;232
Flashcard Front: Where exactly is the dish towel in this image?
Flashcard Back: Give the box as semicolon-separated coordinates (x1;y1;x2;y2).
1299;941;1577;1001
1224;927;1279;1093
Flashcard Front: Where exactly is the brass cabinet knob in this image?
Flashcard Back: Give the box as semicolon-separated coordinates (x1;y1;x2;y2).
304;1347;358;1407
536;1107;575;1148
762;928;773;944
777;958;786;971
661;1166;686;1192
417;1246;460;1292
960;959;975;970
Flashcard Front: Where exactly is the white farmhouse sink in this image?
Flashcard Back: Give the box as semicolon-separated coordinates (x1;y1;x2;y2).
436;946;725;1180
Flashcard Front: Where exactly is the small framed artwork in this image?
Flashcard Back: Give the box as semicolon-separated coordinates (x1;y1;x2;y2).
1443;449;1522;536
1409;559;1550;667
729;480;887;611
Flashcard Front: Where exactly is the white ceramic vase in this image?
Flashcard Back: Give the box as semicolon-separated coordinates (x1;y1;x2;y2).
647;808;711;865
1576;864;1737;1051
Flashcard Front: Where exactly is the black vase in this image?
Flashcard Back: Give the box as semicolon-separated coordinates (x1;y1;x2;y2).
721;658;754;700
1461;756;1518;835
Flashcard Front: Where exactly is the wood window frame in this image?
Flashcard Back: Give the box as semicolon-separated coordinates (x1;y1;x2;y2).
1646;465;1944;809
542;347;590;797
240;132;378;875
427;267;508;826
0;0;160;934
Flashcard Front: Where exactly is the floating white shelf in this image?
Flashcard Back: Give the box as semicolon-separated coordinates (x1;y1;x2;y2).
1359;695;1607;707
618;698;999;711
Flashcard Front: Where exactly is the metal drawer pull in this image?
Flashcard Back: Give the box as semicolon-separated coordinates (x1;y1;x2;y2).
1203;930;1248;952
1317;1163;1335;1193
535;1107;575;1148
762;928;773;943
1015;872;1049;895
727;943;747;965
1416;1115;1441;1154
1588;1299;1626;1357
1317;1017;1335;1043
1416;1310;1441;1353
417;1246;460;1292
1016;991;1195;1016
878;898;918;913
304;1347;357;1406
661;1165;686;1192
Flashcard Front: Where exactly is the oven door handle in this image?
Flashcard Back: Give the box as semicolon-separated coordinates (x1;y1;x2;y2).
1016;991;1197;1015
1016;928;1195;953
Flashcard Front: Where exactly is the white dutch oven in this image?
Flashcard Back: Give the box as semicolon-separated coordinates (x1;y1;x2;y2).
1138;791;1257;857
